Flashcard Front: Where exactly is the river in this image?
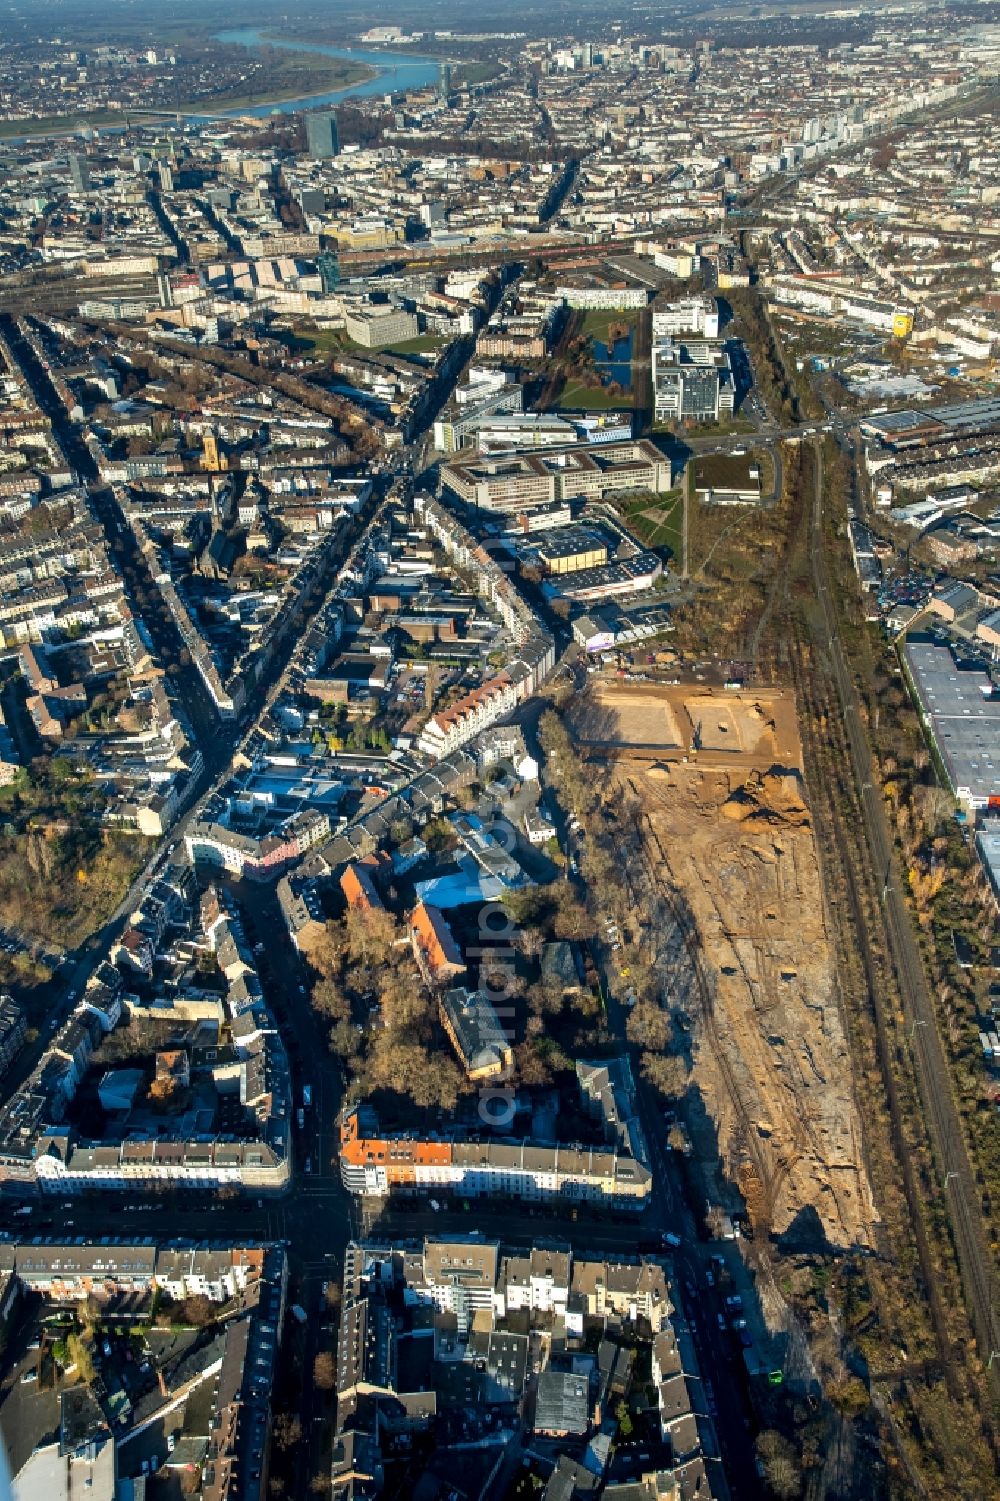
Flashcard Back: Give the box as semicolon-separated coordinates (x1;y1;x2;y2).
0;29;439;143
210;28;440;117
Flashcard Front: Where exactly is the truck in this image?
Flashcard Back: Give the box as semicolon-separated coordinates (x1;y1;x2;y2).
296;1109;305;1130
302;1085;312;1108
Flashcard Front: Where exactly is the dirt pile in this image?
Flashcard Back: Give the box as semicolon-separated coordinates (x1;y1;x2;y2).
721;769;811;828
571;681;800;767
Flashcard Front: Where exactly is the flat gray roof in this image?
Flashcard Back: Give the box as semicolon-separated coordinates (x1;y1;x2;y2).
930;397;1000;428
904;639;1000;801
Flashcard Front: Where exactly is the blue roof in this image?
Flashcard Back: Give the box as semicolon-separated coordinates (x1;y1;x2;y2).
413;870;507;910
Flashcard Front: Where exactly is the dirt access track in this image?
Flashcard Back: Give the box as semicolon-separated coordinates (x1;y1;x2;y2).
576;682;877;1248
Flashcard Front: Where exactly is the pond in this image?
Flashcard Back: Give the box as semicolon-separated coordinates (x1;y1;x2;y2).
593;333;633;390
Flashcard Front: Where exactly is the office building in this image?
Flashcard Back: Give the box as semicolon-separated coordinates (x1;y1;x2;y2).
441;439;673;514
68;153;91;193
305;111;340;159
652;293;720;340
318;250;341;295
652;339;735;423
344;307;418;348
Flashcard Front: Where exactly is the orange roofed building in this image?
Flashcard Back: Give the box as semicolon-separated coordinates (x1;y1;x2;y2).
338;1107;650;1210
410;901;466;985
340;861;384;912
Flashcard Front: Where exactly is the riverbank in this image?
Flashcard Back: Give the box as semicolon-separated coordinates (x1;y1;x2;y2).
0;28;433;143
212;29;440;114
0;47;374;141
0;110;129;141
190;48;374;114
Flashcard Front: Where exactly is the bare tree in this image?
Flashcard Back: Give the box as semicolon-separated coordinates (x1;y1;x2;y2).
755;1430;802;1499
641;1052;687;1096
272;1413;303;1450
914;783;954;836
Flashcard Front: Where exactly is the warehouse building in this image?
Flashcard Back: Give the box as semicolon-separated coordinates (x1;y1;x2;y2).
902;637;1000;809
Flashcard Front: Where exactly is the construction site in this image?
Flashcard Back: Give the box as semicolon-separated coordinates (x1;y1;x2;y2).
572;679;877;1249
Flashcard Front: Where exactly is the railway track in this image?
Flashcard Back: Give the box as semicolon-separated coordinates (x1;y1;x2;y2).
802;442;1000;1388
787;633;965;1389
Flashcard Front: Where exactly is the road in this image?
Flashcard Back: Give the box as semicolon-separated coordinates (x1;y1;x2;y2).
807;441;1000;1376
589;874;767;1499
0;312;383;1101
0;805;769;1501
0;308;799;1493
0;315;228;755
502;715;766;1498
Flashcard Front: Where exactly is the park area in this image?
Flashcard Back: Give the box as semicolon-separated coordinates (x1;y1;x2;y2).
550;308;636;412
616;490;683;558
285;325;445;359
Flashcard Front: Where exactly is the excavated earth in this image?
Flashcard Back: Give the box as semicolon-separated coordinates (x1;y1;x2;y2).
577;682;877;1247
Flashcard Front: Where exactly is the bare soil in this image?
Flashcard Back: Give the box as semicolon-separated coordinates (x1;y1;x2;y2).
572;680;800;770
592;682;877;1248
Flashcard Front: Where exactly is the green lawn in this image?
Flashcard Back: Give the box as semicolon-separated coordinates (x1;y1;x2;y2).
287;327;444;359
292;327;344;356
0;110;130;139
454;61;503;86
579;309;638;343
712;418;757;435
653;417;757;437
692;453;760;490
557;380;629;411
691;448;775;499
382;334;445;356
617;491;684;559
